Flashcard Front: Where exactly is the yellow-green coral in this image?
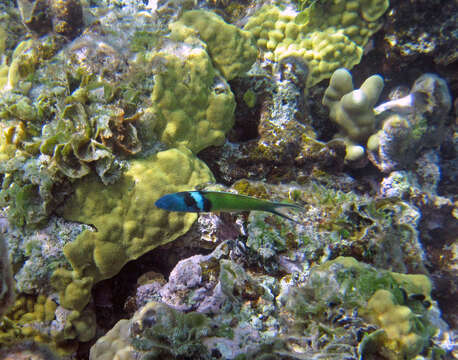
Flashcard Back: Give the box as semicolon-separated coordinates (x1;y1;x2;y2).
364;289;429;359
149;41;235;153
0;39;38;92
53;148;214;312
0;293;93;353
322;68;384;162
89;317;132;360
0;27;8;89
170;10;257;81
244;0;389;86
317;257;434;360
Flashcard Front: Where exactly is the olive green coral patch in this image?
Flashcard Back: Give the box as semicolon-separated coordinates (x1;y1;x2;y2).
244;0;389;87
170;10;257;81
149;41;235;153
56;148;215;311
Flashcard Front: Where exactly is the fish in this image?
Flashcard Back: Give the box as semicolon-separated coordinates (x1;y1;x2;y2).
155;191;304;223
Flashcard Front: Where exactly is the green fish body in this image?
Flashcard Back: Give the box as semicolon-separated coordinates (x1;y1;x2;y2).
155;191;303;223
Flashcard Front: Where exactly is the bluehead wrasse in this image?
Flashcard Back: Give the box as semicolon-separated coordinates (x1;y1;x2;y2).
154;191;304;223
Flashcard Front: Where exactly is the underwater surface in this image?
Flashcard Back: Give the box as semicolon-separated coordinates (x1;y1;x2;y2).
0;0;456;359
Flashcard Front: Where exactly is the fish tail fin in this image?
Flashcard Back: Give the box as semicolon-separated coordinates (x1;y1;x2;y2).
268;203;305;224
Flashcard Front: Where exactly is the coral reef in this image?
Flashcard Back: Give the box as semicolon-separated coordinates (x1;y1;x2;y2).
148;39;236;153
91;240;447;360
52;147;214;312
0;0;455;358
323;67;384;162
382;0;458;92
322;68;452;167
170;10;257;81
369;72;452;172
244;0;389;86
200;61;347;184
6;216;89;296
17;0;83;38
0;231;14;317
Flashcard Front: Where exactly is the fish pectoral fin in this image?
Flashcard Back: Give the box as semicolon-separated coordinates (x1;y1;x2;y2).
269;208;301;224
270;203;305;224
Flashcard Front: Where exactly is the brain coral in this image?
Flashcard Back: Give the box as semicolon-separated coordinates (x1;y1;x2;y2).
244;0;389;86
52;147;215;311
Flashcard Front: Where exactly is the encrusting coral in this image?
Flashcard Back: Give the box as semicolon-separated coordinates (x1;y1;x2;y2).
244;0;390;86
146;9;257;154
52;147;215;312
169;10;257;81
148;40;236;153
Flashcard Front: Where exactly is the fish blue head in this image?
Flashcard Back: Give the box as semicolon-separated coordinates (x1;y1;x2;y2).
155;192;205;212
155;193;189;212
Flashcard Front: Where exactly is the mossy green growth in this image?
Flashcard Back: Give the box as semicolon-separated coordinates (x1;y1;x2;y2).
90;301;215;360
362;289;434;360
149;41;236;153
0;236;14;318
131;302;212;359
288;257;435;359
130;30;160;52
170;10;257;81
244;0;389;87
242;89;257;108
53;148;215;313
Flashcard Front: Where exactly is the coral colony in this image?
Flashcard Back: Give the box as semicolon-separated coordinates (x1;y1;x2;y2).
0;0;456;359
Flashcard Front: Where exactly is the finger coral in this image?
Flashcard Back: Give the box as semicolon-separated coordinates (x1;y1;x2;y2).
322;68;384;163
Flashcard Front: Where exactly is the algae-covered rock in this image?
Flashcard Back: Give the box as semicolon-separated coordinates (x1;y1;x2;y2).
368;73;452;172
283;257;438;359
53;147;215;312
17;0;83;38
149;40;236;153
90;301;212;360
0;234;14;317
